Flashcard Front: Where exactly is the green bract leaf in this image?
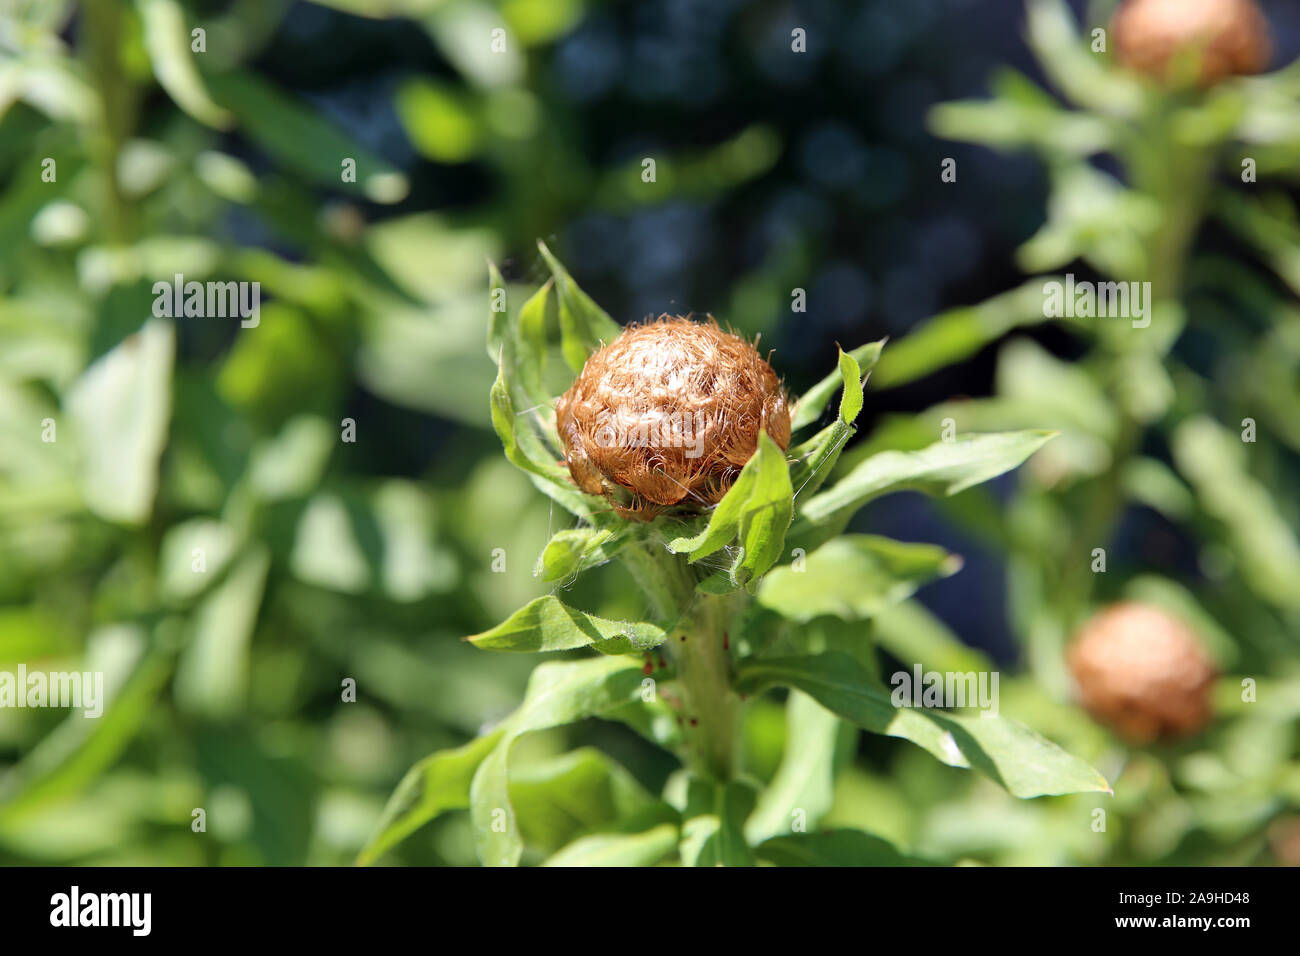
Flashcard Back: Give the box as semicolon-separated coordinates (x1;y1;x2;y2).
757;535;961;623
534;527;626;582
537;240;621;372
467;595;668;654
668;432;793;590
736;654;1111;798
487;264;600;519
799;431;1056;528
355;731;503;866
790;340;881;431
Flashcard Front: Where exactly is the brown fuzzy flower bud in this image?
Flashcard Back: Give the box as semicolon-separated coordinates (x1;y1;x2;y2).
1067;602;1216;743
1112;0;1272;86
555;315;790;520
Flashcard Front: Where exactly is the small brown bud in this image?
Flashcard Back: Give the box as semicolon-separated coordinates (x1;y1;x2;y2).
1067;602;1216;743
555;315;790;520
1112;0;1272;86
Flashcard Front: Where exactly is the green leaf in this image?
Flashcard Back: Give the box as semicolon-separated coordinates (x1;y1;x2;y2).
467;594;668;654
509;748;660;854
1172;417;1300;610
356;731;504;866
799;431;1056;528
66;319;174;525
680;778;756;867
745;691;846;843
516;279;552;405
1023;0;1143;117
669;431;793;591
207;71;408;203
173;546;270;719
542;823;680;867
757;535;961;623
736;653;1111;798
871;281;1053;389
533;527;627;582
790;340;881;431
470;656;649;866
755;829;922;866
537;240;621;372
871;600;994;675
136;0;233;129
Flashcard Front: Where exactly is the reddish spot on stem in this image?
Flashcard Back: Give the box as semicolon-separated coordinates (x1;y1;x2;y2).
723;631;730;651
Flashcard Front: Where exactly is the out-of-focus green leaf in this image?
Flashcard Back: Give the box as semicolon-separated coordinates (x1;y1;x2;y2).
509;748;660;853
356;731;504;866
207;71;408;202
174;546;270;718
533;527;626;582
755;828;922;866
158;518;239;602
1172;417;1300;610
669;432;793;589
736;653;1112;798
871;281;1054;389
1023;0;1142;117
0;627;171;825
469;656;649;866
680;778;756;867
542;822;679;867
799;431;1055;528
872;600;993;675
757;535;960;623
467;594;667;654
790;340;880;431
397;78;481;164
136;0;233;129
745;691;845;843
66;319;174;525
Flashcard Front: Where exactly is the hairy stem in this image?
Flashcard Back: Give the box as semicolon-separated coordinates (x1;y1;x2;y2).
622;540;740;782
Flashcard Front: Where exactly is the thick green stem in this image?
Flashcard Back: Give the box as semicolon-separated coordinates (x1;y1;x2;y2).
621;540;740;782
672;593;739;781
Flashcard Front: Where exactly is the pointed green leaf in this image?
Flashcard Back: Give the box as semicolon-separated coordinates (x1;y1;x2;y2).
542;823;680;867
537;240;620;372
736;654;1111;798
755;829;923;866
745;691;846;843
469;656;649;866
356;731;503;866
136;0;233;129
467;594;667;655
669;431;793;590
534;527;627;582
758;535;961;623
790;340;881;431
799;431;1055;528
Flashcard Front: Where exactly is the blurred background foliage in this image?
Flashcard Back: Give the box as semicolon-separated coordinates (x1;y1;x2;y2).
0;0;1297;865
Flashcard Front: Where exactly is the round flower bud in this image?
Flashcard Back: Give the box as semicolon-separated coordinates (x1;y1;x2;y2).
1112;0;1271;86
556;315;790;520
1067;602;1216;743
